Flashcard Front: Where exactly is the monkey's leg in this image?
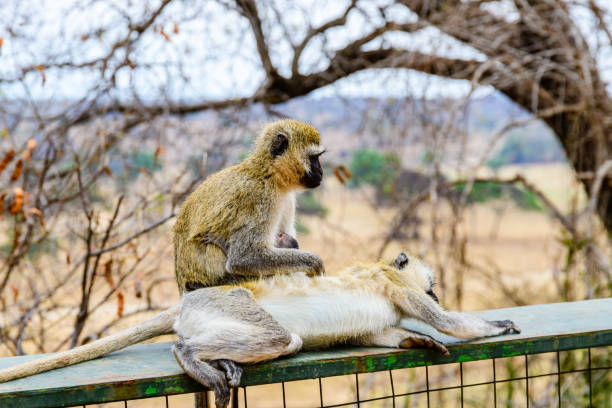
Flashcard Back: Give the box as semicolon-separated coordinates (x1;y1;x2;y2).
177;239;227;292
173;340;231;408
396;289;520;338
177;287;303;365
182;317;302;365
357;327;449;355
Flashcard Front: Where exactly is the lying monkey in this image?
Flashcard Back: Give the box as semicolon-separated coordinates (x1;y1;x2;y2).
0;252;519;408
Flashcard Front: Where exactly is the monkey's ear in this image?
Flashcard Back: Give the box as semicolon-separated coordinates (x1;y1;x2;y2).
270;133;289;158
392;252;409;269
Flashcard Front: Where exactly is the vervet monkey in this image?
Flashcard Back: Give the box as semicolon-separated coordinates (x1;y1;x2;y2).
174;119;325;293
0;252;519;408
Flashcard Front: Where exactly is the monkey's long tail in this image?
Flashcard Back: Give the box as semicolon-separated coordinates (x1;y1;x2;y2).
0;304;181;383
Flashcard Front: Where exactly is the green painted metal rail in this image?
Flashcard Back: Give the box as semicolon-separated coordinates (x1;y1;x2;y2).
1;298;611;408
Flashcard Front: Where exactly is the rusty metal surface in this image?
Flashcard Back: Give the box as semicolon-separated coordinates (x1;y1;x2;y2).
0;298;611;407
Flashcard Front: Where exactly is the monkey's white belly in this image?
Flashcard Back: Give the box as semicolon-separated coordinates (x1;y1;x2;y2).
258;290;400;348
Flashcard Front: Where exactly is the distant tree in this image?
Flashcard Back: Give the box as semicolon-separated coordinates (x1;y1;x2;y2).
487;130;567;168
348;148;400;198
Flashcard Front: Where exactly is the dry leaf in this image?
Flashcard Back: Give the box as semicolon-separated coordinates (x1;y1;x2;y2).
134;273;143;298
333;165;352;184
173;23;179;34
116;290;124;317
10;159;23;182
24;207;45;226
0;149;15;176
102;166;112;176
0;191;6;215
24;207;41;217
160;27;171;42
23;150;31;161
27;139;36;150
10;285;19;302
80;34;89;41
9;187;24;215
153;145;165;167
36;65;46;86
103;259;115;288
66;252;71;265
0;38;3;48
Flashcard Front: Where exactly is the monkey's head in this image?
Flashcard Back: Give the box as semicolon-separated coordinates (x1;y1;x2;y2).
391;252;438;303
254;119;325;190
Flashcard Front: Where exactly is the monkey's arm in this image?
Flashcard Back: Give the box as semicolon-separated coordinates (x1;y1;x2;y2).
226;231;324;277
396;288;520;339
356;327;449;355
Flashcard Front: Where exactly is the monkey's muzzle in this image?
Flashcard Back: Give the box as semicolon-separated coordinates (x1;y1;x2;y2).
301;153;324;188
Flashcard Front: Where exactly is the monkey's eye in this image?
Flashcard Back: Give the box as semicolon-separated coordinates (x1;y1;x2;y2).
393;252;409;269
426;289;439;303
270;133;289;157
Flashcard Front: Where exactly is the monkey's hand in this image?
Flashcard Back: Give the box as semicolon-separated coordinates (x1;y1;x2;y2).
489;319;521;334
303;252;325;276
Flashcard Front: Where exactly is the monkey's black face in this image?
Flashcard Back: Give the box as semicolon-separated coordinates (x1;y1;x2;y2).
300;153;323;188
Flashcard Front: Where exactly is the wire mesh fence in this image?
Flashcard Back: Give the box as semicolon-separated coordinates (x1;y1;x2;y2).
233;348;611;408
88;345;611;408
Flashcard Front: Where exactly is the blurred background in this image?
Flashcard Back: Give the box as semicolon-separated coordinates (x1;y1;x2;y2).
1;0;612;406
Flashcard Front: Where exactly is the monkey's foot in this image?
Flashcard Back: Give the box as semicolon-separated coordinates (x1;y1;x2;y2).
491;320;521;334
172;343;231;408
399;333;449;356
211;359;243;388
203;234;229;253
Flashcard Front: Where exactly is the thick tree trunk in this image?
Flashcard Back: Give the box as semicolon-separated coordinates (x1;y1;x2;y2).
495;73;612;230
541;109;612;231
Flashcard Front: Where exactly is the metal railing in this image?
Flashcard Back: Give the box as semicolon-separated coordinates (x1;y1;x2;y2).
1;298;611;408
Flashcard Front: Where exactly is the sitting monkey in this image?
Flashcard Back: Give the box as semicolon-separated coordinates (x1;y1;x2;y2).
0;252;519;408
174;119;326;293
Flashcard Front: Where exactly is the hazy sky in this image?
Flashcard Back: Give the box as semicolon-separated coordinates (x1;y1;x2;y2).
0;0;610;103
